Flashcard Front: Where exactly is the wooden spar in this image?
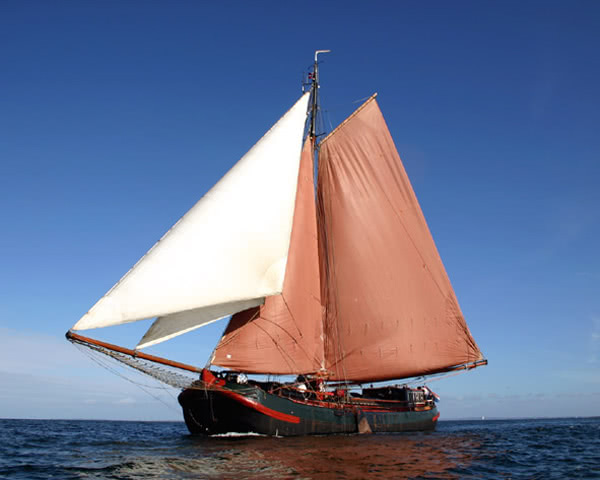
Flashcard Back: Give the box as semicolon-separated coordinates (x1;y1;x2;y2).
325;358;488;386
319;93;378;146
66;331;203;374
445;358;488;373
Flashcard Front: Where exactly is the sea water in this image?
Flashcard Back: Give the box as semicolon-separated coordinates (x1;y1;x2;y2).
0;417;598;479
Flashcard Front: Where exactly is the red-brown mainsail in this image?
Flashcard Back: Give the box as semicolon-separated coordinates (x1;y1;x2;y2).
317;96;483;382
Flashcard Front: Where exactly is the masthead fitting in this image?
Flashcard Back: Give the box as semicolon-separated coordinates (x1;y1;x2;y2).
314;49;331;62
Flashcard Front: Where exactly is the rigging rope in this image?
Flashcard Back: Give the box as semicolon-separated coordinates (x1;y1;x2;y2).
73;342;183;413
70;338;199;390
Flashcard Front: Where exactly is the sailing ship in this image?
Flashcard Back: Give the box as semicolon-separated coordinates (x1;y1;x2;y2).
67;52;486;436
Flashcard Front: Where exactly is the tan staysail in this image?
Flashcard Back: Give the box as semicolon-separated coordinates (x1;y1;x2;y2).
71;93;311;341
317;96;483;382
212;139;325;374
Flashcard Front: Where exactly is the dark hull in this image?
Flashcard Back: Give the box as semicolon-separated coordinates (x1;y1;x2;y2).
178;380;439;436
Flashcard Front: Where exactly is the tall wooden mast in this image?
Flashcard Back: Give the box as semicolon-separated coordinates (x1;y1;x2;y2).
309;50;330;140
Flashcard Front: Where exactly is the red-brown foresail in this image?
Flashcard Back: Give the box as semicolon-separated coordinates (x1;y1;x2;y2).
212;139;324;374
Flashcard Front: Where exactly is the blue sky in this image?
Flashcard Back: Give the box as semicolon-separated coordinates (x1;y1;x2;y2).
1;1;599;420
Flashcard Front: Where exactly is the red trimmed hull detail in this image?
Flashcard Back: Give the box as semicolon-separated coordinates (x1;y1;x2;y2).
178;378;439;436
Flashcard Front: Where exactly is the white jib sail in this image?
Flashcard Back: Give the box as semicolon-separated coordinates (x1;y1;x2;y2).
72;92;310;334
